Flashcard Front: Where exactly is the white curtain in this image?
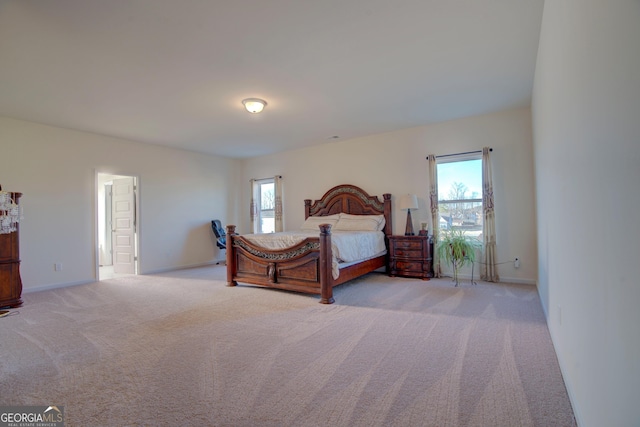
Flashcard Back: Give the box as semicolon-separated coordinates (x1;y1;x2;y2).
274;175;284;232
250;179;259;234
428;154;441;277
481;147;499;282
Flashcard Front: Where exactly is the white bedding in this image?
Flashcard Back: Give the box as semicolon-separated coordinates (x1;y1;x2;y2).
242;230;387;279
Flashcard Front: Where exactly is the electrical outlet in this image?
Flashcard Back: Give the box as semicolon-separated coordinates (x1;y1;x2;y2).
514;257;520;268
54;263;62;271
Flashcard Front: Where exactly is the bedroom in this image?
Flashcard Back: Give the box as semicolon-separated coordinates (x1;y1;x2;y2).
1;1;639;426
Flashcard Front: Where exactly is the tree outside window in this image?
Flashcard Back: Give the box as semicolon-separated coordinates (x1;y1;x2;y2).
437;158;482;241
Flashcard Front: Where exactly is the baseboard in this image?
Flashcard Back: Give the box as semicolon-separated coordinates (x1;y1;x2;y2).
438;273;536;285
23;279;95;294
141;261;221;275
22;262;225;294
495;276;537;285
544;299;582;427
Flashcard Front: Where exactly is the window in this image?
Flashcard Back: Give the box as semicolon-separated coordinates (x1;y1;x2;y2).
257;179;275;233
437;156;482;241
251;175;283;234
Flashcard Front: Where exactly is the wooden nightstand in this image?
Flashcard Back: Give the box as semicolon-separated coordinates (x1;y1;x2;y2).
388;235;433;280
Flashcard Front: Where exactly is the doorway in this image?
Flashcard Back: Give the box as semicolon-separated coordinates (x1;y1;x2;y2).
97;173;139;280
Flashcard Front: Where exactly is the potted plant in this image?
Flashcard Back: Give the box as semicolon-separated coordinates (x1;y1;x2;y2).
436;227;481;285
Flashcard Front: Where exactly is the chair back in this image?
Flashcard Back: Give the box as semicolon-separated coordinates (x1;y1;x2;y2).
211;220;226;249
211;220;225;238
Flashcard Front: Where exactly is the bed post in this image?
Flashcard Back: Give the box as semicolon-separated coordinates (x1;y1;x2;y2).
304;199;312;219
318;223;334;304
383;193;392;236
226;225;237;287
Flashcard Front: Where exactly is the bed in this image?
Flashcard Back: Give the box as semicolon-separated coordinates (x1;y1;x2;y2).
225;184;392;304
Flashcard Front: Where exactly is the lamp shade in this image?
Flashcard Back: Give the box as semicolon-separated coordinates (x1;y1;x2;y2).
398;194;418;210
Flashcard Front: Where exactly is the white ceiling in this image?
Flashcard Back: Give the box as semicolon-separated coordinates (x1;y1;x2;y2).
0;0;544;159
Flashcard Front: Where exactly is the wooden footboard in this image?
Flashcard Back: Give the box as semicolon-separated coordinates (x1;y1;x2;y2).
226;224;337;303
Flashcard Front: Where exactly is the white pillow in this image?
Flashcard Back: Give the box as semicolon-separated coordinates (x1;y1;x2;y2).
334;214;386;231
300;214;340;231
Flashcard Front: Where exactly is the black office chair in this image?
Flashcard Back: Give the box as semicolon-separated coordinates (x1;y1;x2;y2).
211;220;226;250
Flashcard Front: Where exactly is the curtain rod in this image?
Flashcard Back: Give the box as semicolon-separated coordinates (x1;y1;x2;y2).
250;175;282;181
429;148;492;160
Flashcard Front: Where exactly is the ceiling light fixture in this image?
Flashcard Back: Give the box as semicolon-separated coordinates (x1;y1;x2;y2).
242;98;267;113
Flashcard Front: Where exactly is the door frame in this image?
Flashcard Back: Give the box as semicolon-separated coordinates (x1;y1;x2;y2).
95;171;141;280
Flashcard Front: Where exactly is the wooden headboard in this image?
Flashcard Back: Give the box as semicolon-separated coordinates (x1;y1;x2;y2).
304;184;392;236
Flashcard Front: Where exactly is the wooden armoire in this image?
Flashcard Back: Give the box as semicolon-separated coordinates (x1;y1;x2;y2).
0;191;23;308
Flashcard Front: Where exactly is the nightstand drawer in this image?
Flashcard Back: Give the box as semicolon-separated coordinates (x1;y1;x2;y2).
393;240;423;250
395;260;424;272
393;248;423;258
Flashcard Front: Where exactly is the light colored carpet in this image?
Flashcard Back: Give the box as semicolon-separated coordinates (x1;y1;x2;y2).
0;266;575;426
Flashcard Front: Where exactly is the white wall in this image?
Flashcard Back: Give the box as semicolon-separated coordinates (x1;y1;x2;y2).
242;107;537;284
0;116;241;290
532;0;640;425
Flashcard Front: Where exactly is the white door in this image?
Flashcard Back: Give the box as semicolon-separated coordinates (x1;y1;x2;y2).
103;183;113;266
112;177;136;274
